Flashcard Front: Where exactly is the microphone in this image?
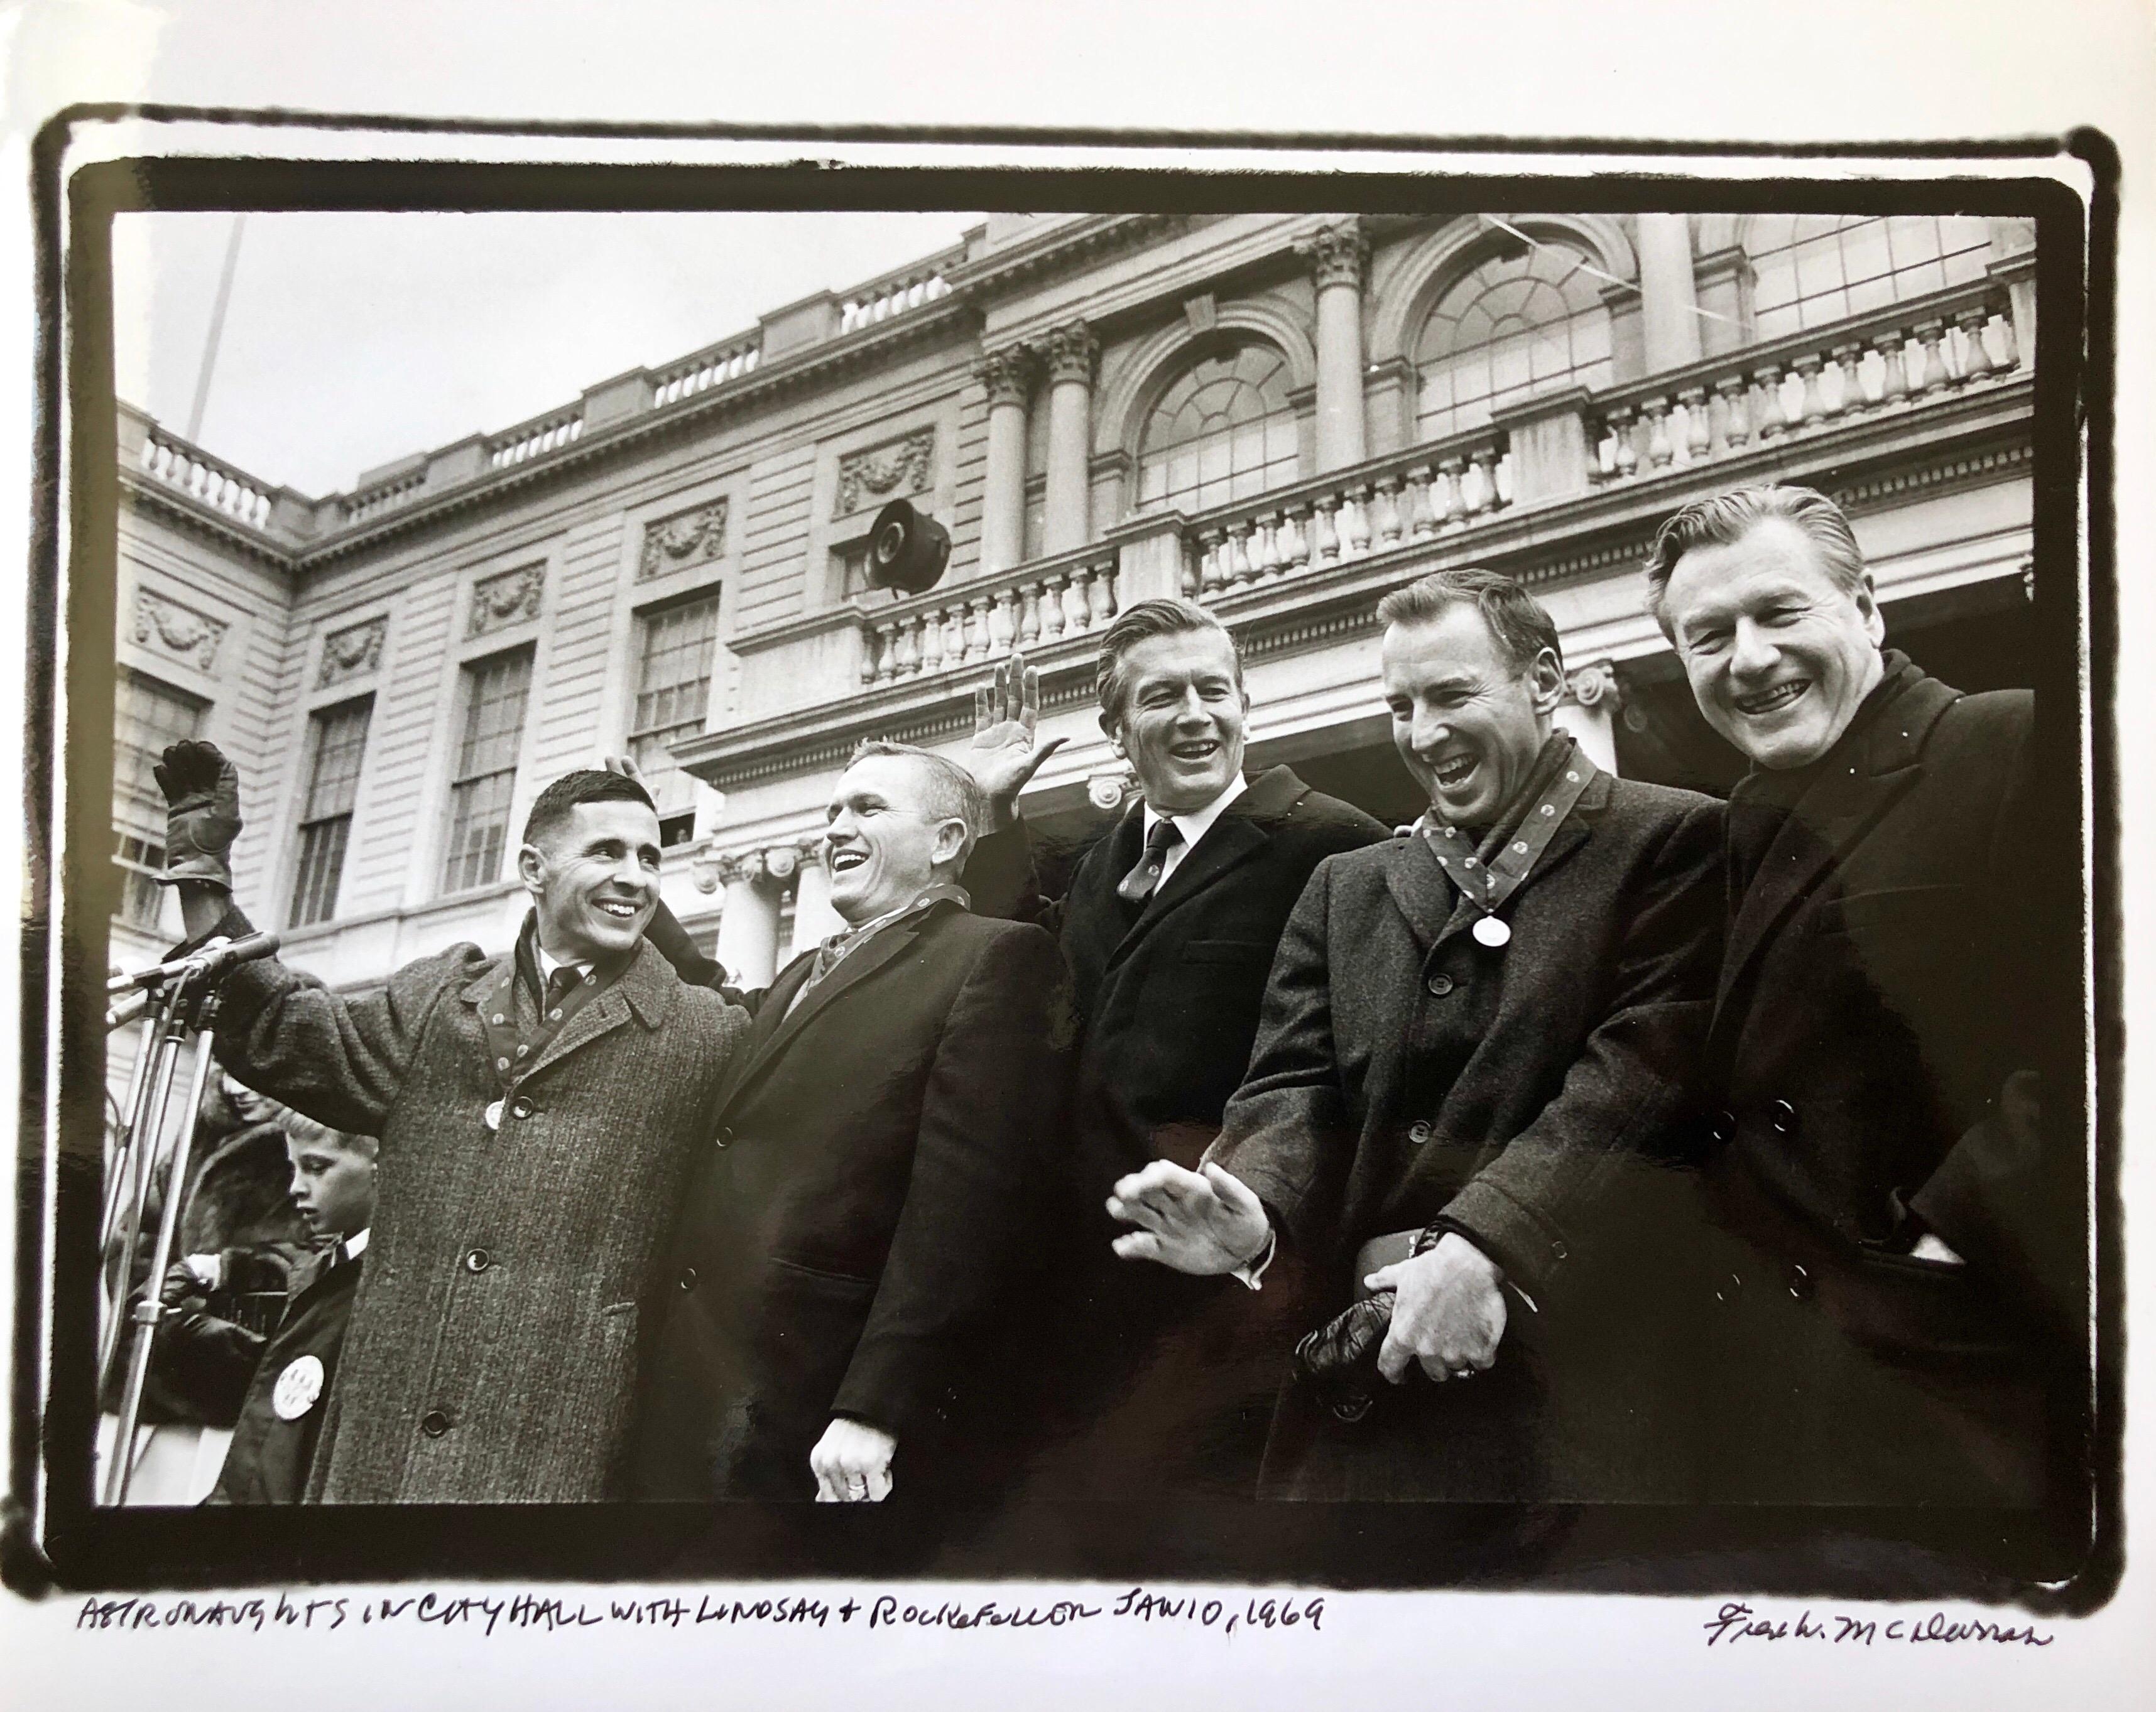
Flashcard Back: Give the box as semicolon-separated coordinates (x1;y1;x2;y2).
108;931;282;994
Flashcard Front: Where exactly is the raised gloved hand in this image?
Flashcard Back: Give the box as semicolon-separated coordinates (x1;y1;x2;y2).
153;739;242;891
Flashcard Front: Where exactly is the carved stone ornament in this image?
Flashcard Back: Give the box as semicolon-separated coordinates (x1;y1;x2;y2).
1564;660;1621;709
131;588;227;673
317;614;387;688
1044;320;1100;387
466;563;545;637
638;499;729;582
974;345;1040;408
1299;219;1371;292
835;427;936;518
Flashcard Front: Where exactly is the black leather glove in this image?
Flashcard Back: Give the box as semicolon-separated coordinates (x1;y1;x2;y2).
1293;1291;1396;1424
153;739;242;891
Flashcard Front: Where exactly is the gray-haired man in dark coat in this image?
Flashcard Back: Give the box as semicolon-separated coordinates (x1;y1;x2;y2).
1109;570;1723;1501
160;744;751;1502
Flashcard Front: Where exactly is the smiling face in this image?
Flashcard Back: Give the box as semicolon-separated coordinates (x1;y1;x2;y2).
285;1127;376;1240
1660;517;1886;771
517;798;664;964
1381;603;1563;829
1102;628;1250;817
824;752;968;927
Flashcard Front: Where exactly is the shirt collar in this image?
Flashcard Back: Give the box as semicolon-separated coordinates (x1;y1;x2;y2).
1143;774;1248;853
342;1228;371;1262
515;909;599;997
827;880;971;949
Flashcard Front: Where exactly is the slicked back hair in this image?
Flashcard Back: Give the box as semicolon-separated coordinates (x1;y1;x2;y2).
1375;568;1564;679
282;1110;380;1160
1093;598;1244;729
521;769;658;849
1643;484;1868;634
847;739;988;869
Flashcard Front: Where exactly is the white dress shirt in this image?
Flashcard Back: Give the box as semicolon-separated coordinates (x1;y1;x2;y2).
1140;774;1248;889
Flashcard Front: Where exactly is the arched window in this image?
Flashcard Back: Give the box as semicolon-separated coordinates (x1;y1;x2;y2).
1135;340;1298;515
1415;242;1614;440
1741;215;1993;340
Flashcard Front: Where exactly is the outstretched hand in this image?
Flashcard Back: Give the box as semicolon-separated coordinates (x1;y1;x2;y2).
153;739;242;891
969;650;1066;828
1108;1160;1271;1276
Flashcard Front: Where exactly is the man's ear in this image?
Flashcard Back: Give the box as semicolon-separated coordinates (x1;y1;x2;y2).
1528;647;1567;716
1854;572;1886;646
931;816;969;869
515;842;547;896
1099;708;1128;761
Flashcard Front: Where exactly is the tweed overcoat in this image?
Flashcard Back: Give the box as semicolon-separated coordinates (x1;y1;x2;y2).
205;918;751;1502
630;899;1074;1500
964;766;1390;1494
1694;658;2079;1506
1207;763;1724;1502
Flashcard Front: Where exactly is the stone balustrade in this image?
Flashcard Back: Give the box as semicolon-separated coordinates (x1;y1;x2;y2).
838;259;954;335
487;403;585;470
651;332;761;408
342;465;428;523
138;423;278;531
860;541;1122;686
1176;423;1513;602
1584;276;2023;489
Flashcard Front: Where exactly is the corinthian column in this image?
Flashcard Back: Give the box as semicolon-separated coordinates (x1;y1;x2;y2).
713;853;781;988
976;344;1038;575
1300;219;1370;473
1042;320;1099;555
1552;662;1621;775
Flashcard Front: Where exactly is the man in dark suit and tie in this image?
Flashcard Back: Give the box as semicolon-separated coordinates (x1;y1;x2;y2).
1109;570;1723;1502
629;741;1072;1503
962;599;1389;1494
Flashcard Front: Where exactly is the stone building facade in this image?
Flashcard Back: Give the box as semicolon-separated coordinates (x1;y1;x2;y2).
106;209;2042;1034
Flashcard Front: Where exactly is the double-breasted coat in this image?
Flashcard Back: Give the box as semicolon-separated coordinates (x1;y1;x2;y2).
629;899;1074;1501
204;913;750;1502
1694;656;2079;1506
1208;763;1724;1502
964;766;1390;1493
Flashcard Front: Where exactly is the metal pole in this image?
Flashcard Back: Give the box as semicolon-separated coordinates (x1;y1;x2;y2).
104;992;219;1507
184;214;246;444
97;996;190;1393
97;987;173;1357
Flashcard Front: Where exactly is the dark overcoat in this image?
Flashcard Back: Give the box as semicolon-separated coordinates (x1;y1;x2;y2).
964;766;1389;1494
1208;766;1724;1502
207;925;750;1502
1694;659;2077;1506
629;901;1074;1501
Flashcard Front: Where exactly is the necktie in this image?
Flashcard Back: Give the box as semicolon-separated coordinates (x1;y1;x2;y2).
1116;817;1185;904
542;965;581;1019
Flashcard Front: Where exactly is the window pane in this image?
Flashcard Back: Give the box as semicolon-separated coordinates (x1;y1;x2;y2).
631;597;721;818
1135;339;1303;515
114;671;205;839
290;816;352;927
442;652;530;894
1415;242;1613;440
301;700;371;821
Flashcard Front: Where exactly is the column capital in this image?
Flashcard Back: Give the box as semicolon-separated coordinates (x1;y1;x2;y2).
1562;659;1621;710
1298;218;1370;292
1044;320;1100;386
792;834;829;868
974;342;1040;407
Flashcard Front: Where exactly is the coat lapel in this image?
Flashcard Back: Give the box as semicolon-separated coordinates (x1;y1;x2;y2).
517;940;675;1083
1385;779;1600;951
1101;768;1305;975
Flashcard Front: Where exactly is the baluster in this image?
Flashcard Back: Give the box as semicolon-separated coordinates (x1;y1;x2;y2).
1469;446;1503;513
1642;399;1674;469
892;619;921;678
1679;387;1711;462
1179;546;1202;600
1993;305;2020;372
1088;558;1116;626
942;606;967;666
1605;409;1639;479
1038;573;1068;641
1226;520;1256;587
1251;513;1282;581
1342;485;1373;558
1832;342;1868;418
1282;502;1314;568
971;597;997;661
1371;478;1404;548
868;626;892;685
1199;527;1230;592
1790;355;1824;428
1873;331;1910;407
1715;376;1751;453
1017;583;1042;647
1954;308;1995;385
1402;470;1437;540
989;590;1018;656
1751;365;1787;440
918;608;945;674
1062;568;1091;634
1310;499;1341;565
1912;320;1950;395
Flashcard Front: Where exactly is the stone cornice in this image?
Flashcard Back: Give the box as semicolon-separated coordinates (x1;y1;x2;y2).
942;213;1188;299
118;473;301;572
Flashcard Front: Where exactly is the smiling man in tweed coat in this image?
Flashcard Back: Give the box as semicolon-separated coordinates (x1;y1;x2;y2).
158;742;749;1503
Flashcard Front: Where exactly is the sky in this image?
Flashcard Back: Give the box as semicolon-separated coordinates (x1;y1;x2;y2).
111;209;983;497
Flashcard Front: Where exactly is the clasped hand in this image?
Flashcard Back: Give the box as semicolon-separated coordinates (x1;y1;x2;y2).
1108;1159;1271;1275
1364;1233;1508;1384
809;1417;896;1503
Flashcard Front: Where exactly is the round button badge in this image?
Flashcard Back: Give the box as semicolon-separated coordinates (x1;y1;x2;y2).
1472;915;1511;948
273;1353;325;1421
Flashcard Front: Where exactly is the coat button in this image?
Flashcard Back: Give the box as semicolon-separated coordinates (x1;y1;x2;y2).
1770;1099;1797;1136
1714;1270;1745;1304
1709;1110;1736;1144
1407;1120;1433;1146
1426;973;1455;997
420;1409;451;1438
1550;1240;1569;1262
510;1096;535;1120
714;1126;734;1149
678;1267;698;1292
462;1248;492;1273
1787;1262;1815;1301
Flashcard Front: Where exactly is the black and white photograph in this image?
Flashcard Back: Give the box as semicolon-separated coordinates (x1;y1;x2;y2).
1;6;2145;1705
